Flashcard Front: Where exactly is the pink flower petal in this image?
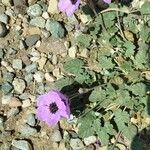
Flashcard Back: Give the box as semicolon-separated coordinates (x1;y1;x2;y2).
103;0;111;4
58;0;72;12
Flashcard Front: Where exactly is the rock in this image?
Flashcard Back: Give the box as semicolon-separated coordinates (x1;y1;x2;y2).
42;12;49;19
70;138;85;150
33;71;44;82
53;68;62;79
1;94;12;105
25;63;37;73
19;124;37;136
58;141;68;150
52;54;58;65
12;59;23;70
22;99;31;108
80;48;89;58
2;82;13;94
83;136;97;146
38;38;66;55
12;140;33;150
36;83;45;94
13;78;26;94
0;13;9;24
25;34;40;47
68;46;77;58
51;130;62;142
30;17;46;28
27;113;36;126
0;48;4;59
44;73;55;82
7;108;19;118
27;4;42;17
0;116;4;130
3;72;14;83
9;97;22;107
38;57;47;70
2;0;13;6
48;0;59;14
0;22;8;37
13;0;27;14
45;20;65;38
80;14;92;24
28;0;38;5
44;61;54;72
25;74;33;83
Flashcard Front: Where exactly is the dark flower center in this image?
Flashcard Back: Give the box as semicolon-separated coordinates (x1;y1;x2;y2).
49;102;58;114
70;0;77;5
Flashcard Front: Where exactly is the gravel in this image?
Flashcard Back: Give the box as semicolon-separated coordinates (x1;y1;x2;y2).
0;13;9;24
12;78;26;94
25;34;40;47
12;59;23;70
0;22;7;37
1;82;13;94
45;20;65;38
70;138;85;150
27;113;36;127
30;17;46;28
12;140;33;150
27;4;42;17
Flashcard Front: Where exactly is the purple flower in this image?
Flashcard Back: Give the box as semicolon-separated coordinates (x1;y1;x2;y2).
36;90;70;126
103;0;111;4
58;0;80;16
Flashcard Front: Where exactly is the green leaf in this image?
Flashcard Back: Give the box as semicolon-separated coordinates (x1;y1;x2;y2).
127;83;146;96
123;41;135;57
63;58;84;74
89;87;106;103
76;34;92;48
140;2;150;15
122;124;138;141
98;56;114;69
97;129;110;145
78;112;96;138
140;25;150;41
114;109;129;131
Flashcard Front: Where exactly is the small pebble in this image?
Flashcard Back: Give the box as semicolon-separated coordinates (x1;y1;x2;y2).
68;46;77;58
7;108;19;118
9;97;22;107
0;13;9;24
45;20;65;38
3;72;14;83
25;63;37;73
13;0;27;14
0;116;4;130
70;138;85;150
1;82;13;94
0;48;5;59
13;78;26;94
12;59;23;70
2;0;13;6
42;12;49;19
53;67;61;79
1;94;12;105
0;22;8;37
51;130;62;142
20;124;37;136
44;73;55;82
25;74;33;83
27;113;36;126
30;17;46;28
52;54;58;65
47;0;59;14
83;136;97;146
27;4;42;17
36;83;45;94
22;99;31;108
25;34;40;47
12;140;33;150
33;71;44;82
38;57;47;70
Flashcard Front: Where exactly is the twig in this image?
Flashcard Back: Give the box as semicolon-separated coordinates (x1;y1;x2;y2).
112;131;122;149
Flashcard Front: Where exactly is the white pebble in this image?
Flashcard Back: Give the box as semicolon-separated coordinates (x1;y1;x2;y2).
22;99;31;108
68;46;77;58
33;71;44;82
45;73;55;82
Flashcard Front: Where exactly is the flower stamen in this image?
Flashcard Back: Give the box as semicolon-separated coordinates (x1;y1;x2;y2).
49;102;58;114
